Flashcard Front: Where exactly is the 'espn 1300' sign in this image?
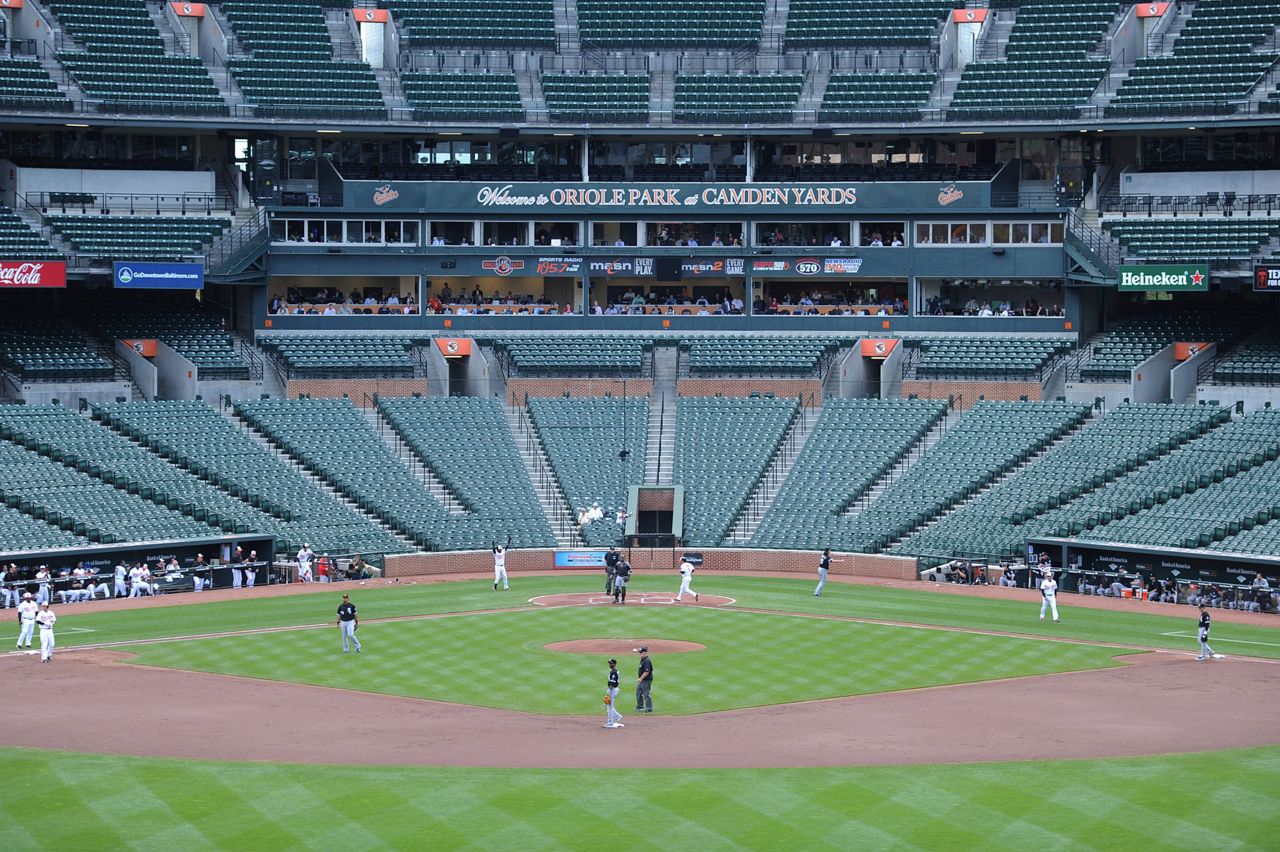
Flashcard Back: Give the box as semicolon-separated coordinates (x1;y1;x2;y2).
1255;265;1280;292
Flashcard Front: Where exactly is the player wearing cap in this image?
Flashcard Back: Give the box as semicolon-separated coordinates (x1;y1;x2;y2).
612;559;631;604
1196;605;1223;660
0;563;15;609
676;557;699;603
15;592;37;649
35;602;56;662
635;646;653;713
492;537;511;591
604;546;620;595
603;658;623;728
815;548;845;596
337;594;361;653
1039;568;1059;622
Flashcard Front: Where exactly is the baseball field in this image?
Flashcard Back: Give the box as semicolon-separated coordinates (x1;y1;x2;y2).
3;572;1279;850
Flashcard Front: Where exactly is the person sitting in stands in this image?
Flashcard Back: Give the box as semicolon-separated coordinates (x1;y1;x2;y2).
387;293;399;305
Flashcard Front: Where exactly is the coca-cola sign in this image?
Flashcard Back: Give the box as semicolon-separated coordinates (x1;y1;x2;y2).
0;261;66;288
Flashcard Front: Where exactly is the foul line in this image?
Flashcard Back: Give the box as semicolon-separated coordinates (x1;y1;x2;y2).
1160;630;1280;648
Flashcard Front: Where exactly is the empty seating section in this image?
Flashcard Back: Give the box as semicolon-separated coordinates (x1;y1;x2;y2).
751;398;946;549
675;75;803;124
44;215;231;265
224;1;385;118
401;74;523;122
48;0;224;115
257;335;419;378
0;405;291;542
97;401;409;554
819;73;937;123
0;502;86;552
579;0;763;48
893;403;1229;558
681;337;842;376
89;298;250;380
783;401;1087;552
492;337;651;376
786;0;950;48
0;317;112;382
1079;411;1280;552
0;58;71;113
1103;217;1280;261
238;401;454;543
1005;1;1119;59
0;209;60;261
377;396;556;549
0;436;217;545
674;397;798;546
911;337;1071;380
1109;0;1280;116
1212;331;1280;385
526;396;647;547
388;0;555;48
1080;313;1254;382
543;75;651;123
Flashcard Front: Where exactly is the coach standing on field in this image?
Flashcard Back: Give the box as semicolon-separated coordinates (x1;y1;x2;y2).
635;646;653;713
337;594;361;653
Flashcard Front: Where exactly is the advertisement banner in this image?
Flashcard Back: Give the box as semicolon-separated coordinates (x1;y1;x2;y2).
0;260;65;288
1116;264;1207;292
1173;342;1209;361
114;262;204;289
534;256;583;276
342;180;993;214
170;1;205;16
680;258;734;277
1254;265;1280;292
587;257;652;277
434;337;472;357
1136;2;1170;17
553;550;609;569
121;339;159;358
860;339;898;358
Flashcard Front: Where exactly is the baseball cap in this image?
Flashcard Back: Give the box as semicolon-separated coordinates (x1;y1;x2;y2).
23;592;32;599
637;646;648;653
608;658;617;665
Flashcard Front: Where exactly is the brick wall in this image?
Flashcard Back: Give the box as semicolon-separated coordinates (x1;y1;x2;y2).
676;378;822;401
385;548;918;580
285;378;428;400
901;379;1043;410
507;378;653;399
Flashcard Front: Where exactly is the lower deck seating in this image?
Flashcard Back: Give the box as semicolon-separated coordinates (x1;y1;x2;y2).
492;337;652;376
376;396;557;550
681;336;844;376
0;316;113;382
910;337;1071;380
526;396;647;547
1212;331;1280;385
96;401;410;555
674;396;798;546
87;296;251;380
1080;312;1255;382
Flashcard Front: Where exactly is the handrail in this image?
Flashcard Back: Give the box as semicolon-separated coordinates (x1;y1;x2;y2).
25;191;232;215
1066;208;1122;273
207;207;268;274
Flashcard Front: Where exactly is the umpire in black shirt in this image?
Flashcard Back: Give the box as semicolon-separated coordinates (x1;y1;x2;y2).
635;646;653;712
604;546;620;595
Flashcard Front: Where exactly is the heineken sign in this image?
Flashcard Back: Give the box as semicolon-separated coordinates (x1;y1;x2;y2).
1117;264;1208;292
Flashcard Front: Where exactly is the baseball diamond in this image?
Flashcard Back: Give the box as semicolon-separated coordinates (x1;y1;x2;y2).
3;0;1280;845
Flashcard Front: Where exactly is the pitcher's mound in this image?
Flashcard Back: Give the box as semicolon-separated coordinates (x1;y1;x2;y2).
530;592;734;607
544;639;705;655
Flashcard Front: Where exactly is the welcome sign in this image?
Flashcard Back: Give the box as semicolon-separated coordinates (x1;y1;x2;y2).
1117;264;1208;292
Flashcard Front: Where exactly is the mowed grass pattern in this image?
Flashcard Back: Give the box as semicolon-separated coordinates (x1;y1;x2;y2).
122;606;1126;714
1;745;1278;850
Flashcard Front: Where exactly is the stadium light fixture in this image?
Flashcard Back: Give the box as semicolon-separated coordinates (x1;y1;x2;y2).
959;131;983;135
65;123;89;128
316;129;342;134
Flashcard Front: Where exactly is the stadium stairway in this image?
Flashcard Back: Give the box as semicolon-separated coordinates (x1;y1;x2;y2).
646;345;678;484
361;407;468;515
324;7;363;62
843;411;953;516
722;403;817;545
226;408;419;552
517;69;549;124
504;404;583;547
976;9;1016;62
884;409;1098;553
145;0;194;57
553;0;582;57
793;66;830;122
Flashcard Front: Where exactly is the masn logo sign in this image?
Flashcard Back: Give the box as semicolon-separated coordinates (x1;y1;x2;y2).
1116;264;1208;292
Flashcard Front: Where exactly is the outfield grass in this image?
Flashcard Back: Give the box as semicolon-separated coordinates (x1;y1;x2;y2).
2;745;1277;850
41;574;1280;661
120;605;1127;714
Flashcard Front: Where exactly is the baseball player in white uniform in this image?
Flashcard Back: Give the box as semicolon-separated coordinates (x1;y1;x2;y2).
35;602;56;662
16;593;37;648
676;557;699;602
113;562;128;597
492;539;510;591
1039;570;1060;622
297;544;314;583
34;566;50;604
